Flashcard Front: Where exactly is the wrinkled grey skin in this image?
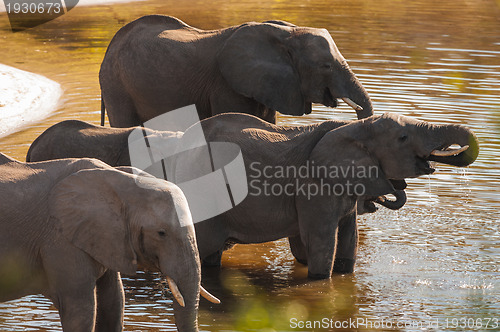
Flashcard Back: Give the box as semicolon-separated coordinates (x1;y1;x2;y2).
0;154;201;332
175;112;479;279
27;119;406;213
99;15;373;127
26;120;182;165
27;120;407;274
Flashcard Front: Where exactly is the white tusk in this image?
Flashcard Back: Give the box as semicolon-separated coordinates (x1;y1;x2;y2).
200;285;221;304
341;98;363;111
430;145;469;157
166;277;185;307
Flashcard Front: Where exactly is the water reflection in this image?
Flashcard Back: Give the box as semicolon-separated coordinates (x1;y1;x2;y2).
0;0;498;330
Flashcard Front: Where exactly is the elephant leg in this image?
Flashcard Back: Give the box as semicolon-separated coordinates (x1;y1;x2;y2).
103;85;140;128
303;227;337;279
259;106;276;124
332;213;358;274
57;290;97;332
210;89;276;123
47;280;97;332
296;195;339;279
95;270;124;332
202;250;223;267
195;217;227;267
288;236;308;265
43;246;101;332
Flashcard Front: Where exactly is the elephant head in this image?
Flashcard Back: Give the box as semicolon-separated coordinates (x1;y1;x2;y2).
302;113;478;277
310;113;479;197
217;21;372;119
49;168;219;332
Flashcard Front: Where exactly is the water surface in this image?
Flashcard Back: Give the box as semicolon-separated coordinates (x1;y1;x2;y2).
0;0;498;330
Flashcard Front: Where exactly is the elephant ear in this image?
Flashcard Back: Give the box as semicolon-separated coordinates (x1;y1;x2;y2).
217;23;308;116
48;168;138;275
309;126;395;198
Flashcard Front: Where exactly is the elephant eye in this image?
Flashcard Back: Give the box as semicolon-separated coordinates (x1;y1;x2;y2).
158;230;167;237
322;63;333;70
398;134;408;142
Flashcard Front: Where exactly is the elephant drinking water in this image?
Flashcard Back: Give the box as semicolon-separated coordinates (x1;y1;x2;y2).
25;113;479;279
172;112;479;278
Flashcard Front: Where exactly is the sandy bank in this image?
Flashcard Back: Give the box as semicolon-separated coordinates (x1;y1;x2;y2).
0;1;145;138
0;64;62;138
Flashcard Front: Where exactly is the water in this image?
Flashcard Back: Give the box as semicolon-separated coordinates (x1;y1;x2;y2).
0;0;499;330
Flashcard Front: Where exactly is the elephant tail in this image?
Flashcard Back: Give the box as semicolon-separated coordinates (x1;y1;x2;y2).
100;95;106;126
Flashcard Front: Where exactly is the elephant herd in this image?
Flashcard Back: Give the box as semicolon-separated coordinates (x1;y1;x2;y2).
0;15;479;332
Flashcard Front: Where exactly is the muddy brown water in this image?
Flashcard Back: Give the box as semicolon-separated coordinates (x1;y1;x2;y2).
0;0;499;331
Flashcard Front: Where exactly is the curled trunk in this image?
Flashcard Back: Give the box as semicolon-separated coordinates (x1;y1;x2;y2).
376;190;407;210
427;124;479;167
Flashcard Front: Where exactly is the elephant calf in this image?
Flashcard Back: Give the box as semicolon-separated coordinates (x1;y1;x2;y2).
173;112;479;279
26;119;182;165
0;154;218;332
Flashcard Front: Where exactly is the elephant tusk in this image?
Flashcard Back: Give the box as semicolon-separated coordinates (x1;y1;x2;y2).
200;285;221;304
430;145;469;157
166;276;185;307
341;98;363;111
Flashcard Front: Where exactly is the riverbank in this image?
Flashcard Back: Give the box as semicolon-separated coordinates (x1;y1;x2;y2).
0;0;143;138
0;63;62;138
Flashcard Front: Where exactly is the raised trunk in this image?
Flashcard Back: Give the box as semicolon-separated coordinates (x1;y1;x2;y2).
426;124;479;167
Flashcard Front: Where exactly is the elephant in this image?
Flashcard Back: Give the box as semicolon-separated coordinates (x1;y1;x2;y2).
26;119;408;271
26;120;182;165
26;119;407;213
171;112;479;279
0;154;219;332
99;15;373;127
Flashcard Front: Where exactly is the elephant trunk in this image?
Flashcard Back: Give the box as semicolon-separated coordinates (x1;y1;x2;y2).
376;190;407;210
161;244;201;332
335;66;373;120
425;124;479;167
